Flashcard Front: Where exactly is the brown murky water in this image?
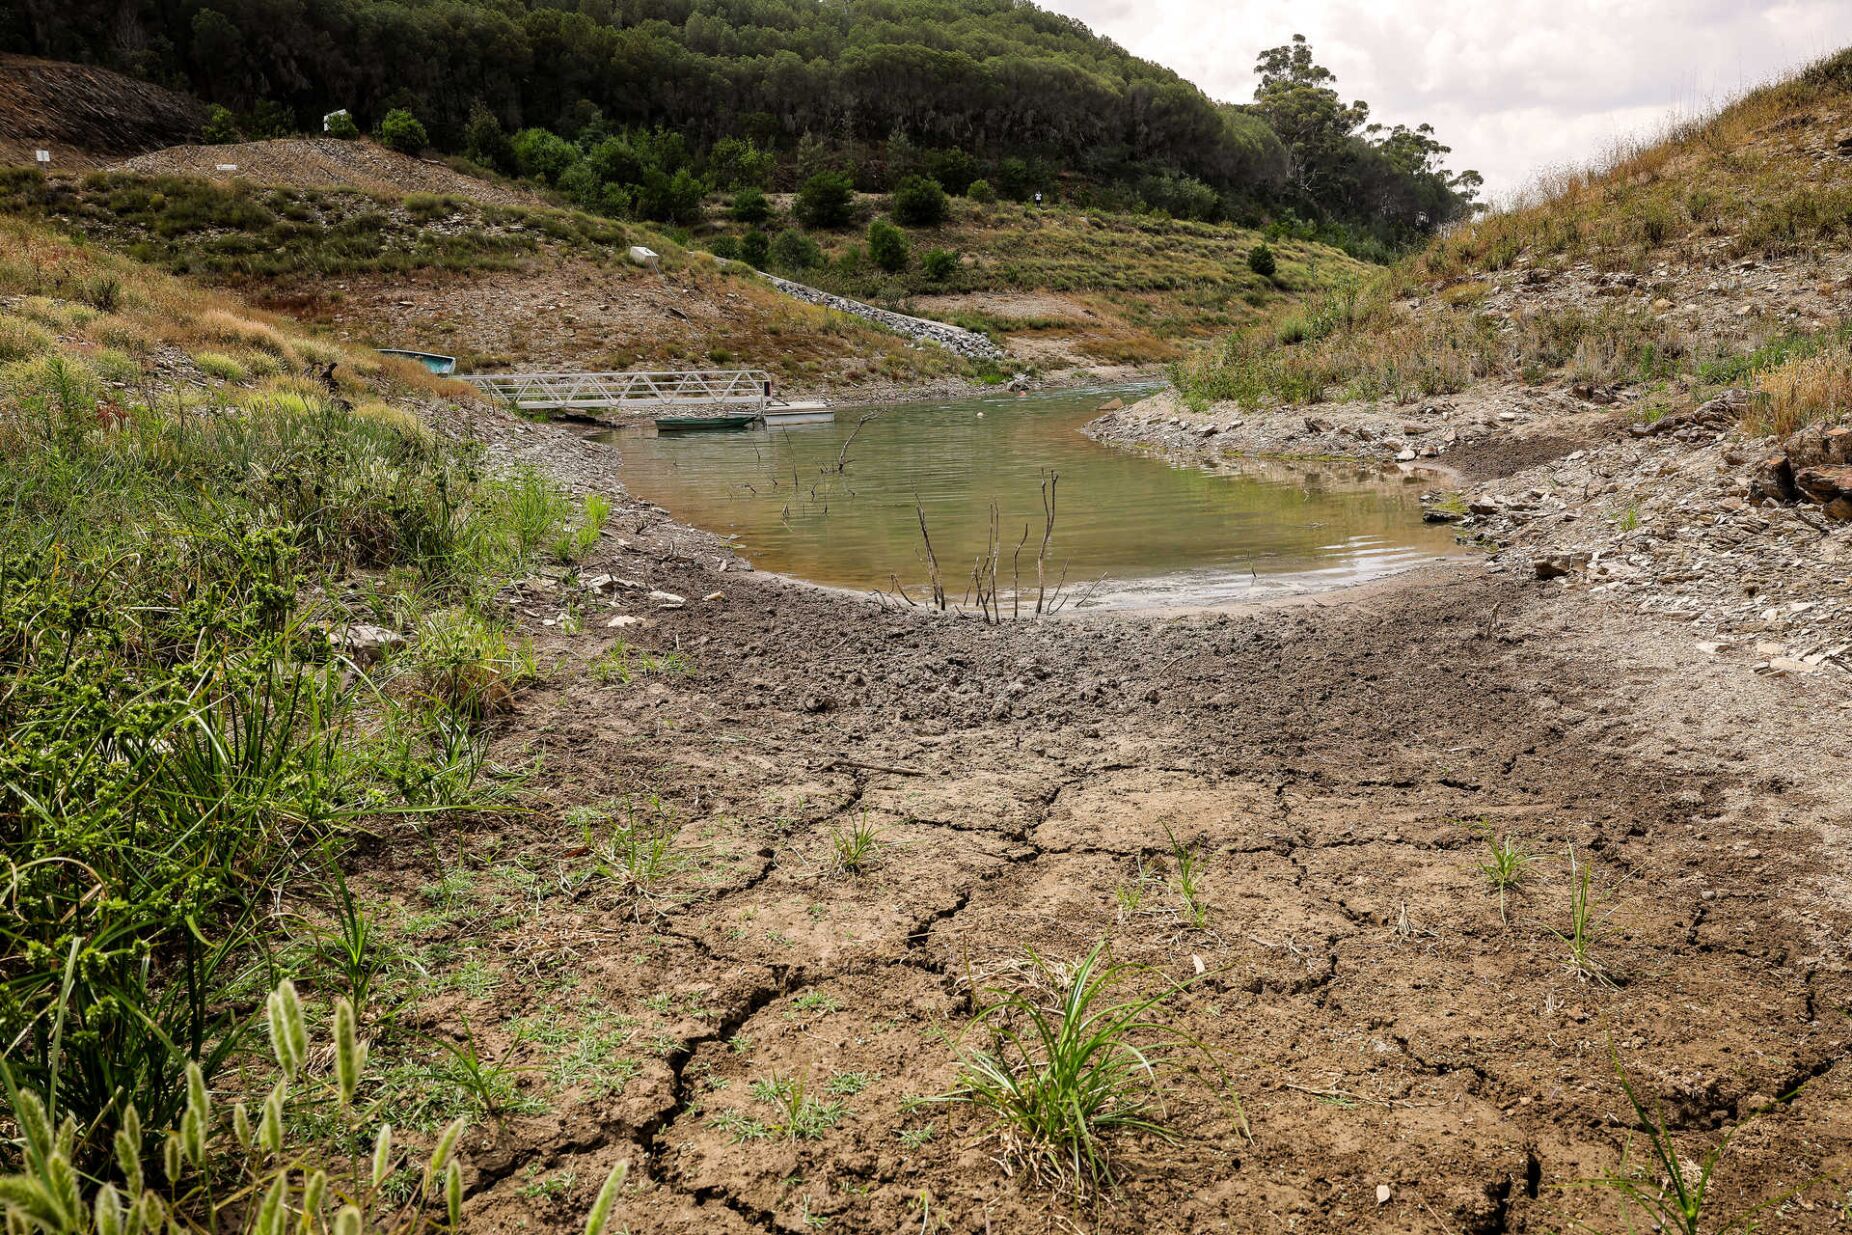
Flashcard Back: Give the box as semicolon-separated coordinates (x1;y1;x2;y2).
600;387;1463;608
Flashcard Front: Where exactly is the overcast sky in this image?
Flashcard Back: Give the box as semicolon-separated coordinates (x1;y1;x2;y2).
1047;0;1852;202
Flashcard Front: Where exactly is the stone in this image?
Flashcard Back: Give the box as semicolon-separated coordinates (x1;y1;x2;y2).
1097;397;1124;412
1534;552;1589;580
584;573;644;593
606;615;643;628
332;624;402;665
1748;454;1798;504
648;590;686;608
1794;465;1852;505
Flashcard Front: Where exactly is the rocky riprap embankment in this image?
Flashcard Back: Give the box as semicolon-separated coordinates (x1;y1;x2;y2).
1087;384;1602;469
1432;393;1852;679
759;272;1005;362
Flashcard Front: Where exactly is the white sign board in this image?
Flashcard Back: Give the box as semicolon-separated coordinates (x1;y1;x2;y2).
35;150;50;163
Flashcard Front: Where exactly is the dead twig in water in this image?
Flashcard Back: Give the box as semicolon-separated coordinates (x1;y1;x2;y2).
915;495;946;610
835;409;883;473
1035;469;1058;615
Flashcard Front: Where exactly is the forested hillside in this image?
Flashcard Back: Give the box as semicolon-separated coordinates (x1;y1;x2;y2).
3;0;1479;249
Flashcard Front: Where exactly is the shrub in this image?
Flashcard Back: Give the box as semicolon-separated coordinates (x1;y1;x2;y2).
708;235;742;261
510;127;577;184
966;178;997;205
926;148;979;196
378;108;429;155
795;171;855;229
891;174;948;227
202;105;240;145
730;186;771;225
635;168;707;225
465;104;516;174
324;109;359;140
867;218;909;273
1247;242;1277;279
769;229;819;272
921;248;958;283
740;229;771;268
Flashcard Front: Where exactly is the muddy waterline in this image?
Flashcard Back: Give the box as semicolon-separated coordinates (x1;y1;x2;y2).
597;386;1463;608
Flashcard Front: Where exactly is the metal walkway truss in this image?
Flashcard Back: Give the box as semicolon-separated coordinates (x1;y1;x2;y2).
458;369;773;412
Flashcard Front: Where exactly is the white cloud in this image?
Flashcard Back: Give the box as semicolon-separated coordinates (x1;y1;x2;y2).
1048;0;1852;200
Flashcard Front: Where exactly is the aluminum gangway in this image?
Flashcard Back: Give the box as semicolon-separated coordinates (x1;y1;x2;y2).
458;369;773;413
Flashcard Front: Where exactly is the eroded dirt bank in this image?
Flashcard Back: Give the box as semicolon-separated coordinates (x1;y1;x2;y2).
361;393;1852;1234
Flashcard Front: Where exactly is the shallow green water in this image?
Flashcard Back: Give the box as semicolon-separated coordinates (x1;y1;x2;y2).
599;387;1462;609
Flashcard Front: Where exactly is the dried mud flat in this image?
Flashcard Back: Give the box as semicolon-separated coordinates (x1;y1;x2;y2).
361;399;1852;1234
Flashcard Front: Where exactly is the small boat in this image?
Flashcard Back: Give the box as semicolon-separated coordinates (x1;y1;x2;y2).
654;413;761;431
761;401;835;426
378;348;457;375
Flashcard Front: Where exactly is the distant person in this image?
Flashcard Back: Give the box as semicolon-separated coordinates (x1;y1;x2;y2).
1033;191;1043;207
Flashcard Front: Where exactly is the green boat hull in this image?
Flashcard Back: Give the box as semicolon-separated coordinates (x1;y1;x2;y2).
654;414;760;430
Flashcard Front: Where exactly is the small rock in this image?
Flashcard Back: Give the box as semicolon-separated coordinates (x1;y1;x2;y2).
606;615;643;628
648;590;686;608
1376;1185;1391;1206
332;624;403;665
1534;553;1589;580
1097;397;1124;412
701;590;725;602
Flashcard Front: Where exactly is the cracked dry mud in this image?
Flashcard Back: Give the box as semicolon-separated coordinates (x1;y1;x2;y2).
350;415;1852;1234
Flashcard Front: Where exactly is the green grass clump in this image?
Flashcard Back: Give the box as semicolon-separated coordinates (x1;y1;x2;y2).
0;323;575;1179
938;941;1233;1199
192;349;250;381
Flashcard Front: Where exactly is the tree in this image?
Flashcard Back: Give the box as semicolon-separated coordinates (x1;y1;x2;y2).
730;186;771;225
867;218;908;272
202;104;240;145
465;104;515;175
378;109;428;155
770;229;821;272
635;168;707;224
1247;242;1277;279
324;110;359;140
921;248;958;282
966;178;997;205
708;136;774;189
741;229;771;268
511;127;578;183
795;171;855;229
890;175;948;227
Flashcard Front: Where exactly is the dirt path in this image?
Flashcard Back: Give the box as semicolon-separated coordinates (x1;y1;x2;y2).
367;400;1852;1234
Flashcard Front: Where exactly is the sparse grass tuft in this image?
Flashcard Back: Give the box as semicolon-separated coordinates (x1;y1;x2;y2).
1568;1043;1817;1233
938;941;1232;1199
827;811;882;874
1472;821;1534;925
1553;846;1612;985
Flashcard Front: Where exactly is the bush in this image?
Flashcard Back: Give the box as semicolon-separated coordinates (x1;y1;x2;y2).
202;105;240;145
378;108;428;155
465;104;515;174
891;175;948;227
510;127;578;184
740;229;771;268
795;171;855;229
926;148;979;196
730;186;771;225
324;109;359;140
966;178;997;205
635;168;707;225
708;235;742;261
867;218;909;273
769;229;820;272
1247;242;1278;279
921;248;958;283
